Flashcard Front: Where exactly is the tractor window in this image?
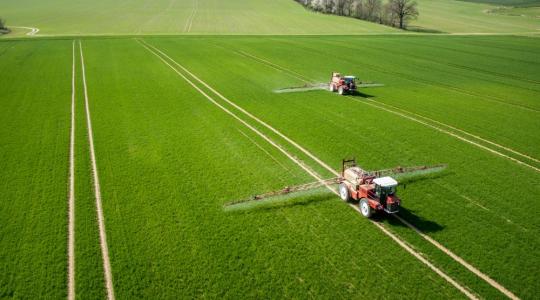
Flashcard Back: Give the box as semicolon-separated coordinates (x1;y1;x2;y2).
386;186;396;195
379;185;396;196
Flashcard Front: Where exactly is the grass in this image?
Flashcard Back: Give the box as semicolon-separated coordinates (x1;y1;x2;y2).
411;0;540;33
73;41;107;299
458;0;540;6
486;5;540;18
0;40;71;298
142;35;539;298
0;33;538;300
73;37;467;299
2;0;539;37
0;0;395;37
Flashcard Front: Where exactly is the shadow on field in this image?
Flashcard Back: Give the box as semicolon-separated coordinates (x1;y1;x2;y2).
350;90;375;98
376;207;445;233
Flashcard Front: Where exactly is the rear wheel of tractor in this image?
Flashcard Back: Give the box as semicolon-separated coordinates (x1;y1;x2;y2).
338;86;344;95
339;183;350;201
360;199;372;218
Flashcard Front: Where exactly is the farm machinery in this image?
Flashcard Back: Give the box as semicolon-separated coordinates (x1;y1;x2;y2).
273;72;382;94
226;159;446;218
329;72;357;95
339;159;399;217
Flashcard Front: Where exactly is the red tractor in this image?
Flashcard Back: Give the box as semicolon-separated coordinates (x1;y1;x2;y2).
329;72;357;95
338;159;401;218
226;159;446;218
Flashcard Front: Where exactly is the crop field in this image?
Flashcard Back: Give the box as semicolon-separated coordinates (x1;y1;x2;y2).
1;33;538;299
2;0;540;37
411;0;540;33
459;0;540;6
0;0;395;37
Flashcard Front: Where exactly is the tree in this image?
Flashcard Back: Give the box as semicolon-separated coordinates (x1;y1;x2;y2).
386;0;418;29
364;0;382;22
352;0;363;19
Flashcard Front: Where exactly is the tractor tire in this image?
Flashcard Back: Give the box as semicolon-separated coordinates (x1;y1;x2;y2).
329;84;336;92
339;183;351;201
360;199;373;218
338;86;344;95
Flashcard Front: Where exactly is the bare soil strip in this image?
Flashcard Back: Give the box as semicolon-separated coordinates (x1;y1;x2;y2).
139;40;480;300
79;40;116;300
240;50;539;172
68;40;76;300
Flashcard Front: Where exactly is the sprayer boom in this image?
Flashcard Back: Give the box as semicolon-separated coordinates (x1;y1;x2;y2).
225;177;341;206
224;163;446;209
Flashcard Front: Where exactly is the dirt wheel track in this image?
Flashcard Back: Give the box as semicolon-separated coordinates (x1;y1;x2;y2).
67;40;76;300
79;40;116;300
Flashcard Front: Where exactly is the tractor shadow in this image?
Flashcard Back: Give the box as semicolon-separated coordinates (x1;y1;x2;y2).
350;90;375;98
371;207;445;234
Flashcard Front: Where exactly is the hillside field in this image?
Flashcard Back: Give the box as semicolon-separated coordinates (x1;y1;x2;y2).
1;34;538;299
1;0;539;37
411;0;540;33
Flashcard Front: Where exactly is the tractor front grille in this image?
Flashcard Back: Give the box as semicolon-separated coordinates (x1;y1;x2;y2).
386;202;399;213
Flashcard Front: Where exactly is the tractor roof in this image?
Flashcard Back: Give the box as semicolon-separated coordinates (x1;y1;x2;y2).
373;176;398;187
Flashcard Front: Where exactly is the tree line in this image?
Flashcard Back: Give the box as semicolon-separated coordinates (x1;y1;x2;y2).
294;0;418;29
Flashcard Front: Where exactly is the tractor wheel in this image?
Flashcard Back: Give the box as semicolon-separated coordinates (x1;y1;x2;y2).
360;199;373;218
338;86;344;95
339;183;351;201
329;84;336;92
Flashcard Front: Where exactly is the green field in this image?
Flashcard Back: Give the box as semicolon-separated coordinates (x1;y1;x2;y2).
459;0;540;6
411;0;540;33
1;34;539;298
0;0;394;37
1;0;540;299
1;0;539;37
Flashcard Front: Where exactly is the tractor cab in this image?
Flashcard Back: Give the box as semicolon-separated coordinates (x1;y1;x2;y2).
343;76;356;90
373;177;400;214
343;76;356;84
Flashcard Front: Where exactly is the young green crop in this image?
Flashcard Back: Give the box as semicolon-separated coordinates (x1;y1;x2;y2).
147;35;539;298
2;35;538;299
411;0;540;33
0;40;72;298
75;38;468;299
1;0;539;37
0;0;394;37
